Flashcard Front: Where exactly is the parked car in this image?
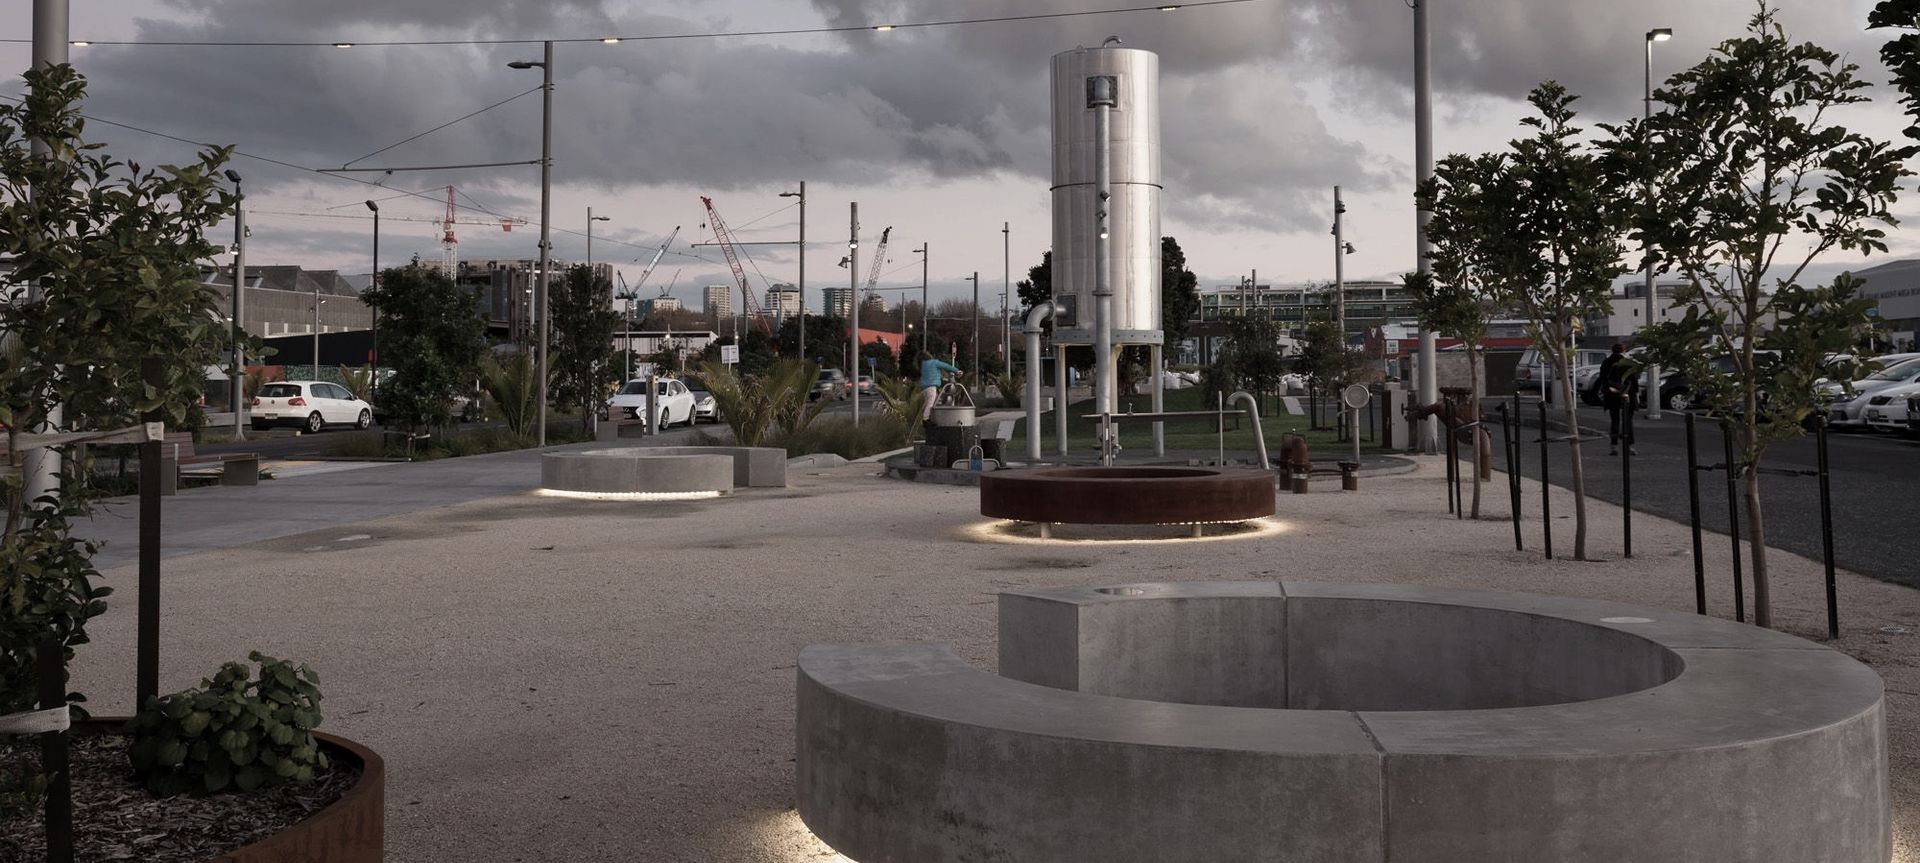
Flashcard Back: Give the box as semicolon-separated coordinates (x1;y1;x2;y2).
251;381;373;433
856;374;875;394
686;384;718;423
604;378;696;429
1656;351;1789;413
1514;347;1610;402
1821;357;1920;428
812;369;849;402
1863;379;1920;434
1576;347;1674;407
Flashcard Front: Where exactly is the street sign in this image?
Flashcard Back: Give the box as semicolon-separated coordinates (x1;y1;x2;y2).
721;344;740;365
867;356;878;369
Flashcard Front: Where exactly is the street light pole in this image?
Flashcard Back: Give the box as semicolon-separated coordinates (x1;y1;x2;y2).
1644;27;1672;420
916;243;929;349
312;292;325;377
587;206;609;270
1002;222;1010;375
1334;186;1346;347
510;41;554;446
780;183;807;359
968;271;981;384
1414;0;1440;453
849;202;860;427
227;171;246;440
365;200;379;372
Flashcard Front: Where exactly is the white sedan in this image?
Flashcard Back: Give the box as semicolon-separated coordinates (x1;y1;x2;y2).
252;381;373;433
605;378;696;430
1862;379;1920;434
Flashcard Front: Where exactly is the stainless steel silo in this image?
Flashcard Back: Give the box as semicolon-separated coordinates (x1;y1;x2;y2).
1050;45;1162;347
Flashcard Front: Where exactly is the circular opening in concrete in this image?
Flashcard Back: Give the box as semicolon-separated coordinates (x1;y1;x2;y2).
1094;587;1146;596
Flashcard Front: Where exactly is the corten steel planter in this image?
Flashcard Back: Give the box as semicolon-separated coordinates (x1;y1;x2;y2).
979;466;1275;525
72;719;385;863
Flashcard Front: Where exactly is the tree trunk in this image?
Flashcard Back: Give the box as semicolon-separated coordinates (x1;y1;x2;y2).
1561;356;1589;560
1469;348;1483;519
1744;464;1771;628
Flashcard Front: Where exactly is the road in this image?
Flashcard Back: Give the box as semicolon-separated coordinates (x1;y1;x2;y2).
1478;401;1919;591
195;417;719;460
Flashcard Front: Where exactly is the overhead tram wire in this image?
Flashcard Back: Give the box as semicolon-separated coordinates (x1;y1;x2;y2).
18;1;1255;48
340;85;541;168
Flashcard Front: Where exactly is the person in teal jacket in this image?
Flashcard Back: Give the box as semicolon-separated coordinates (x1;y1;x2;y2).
916;350;962;422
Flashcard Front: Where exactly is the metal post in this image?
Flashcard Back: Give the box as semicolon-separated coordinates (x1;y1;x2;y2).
1217;391;1225;466
970;271;981;385
368;202;379;369
797;182;807;359
1024;303;1055;463
849;203;860;427
1152;344;1165;456
645;372;658;438
1643;29;1667;421
231;190;247;439
39;636;73;863
1817;415;1838;639
1538;400;1553;559
23;0;68;507
1054;344;1069;456
1721;417;1745;623
1413;0;1440;454
1334;186;1346;353
1003;222;1011;379
138;357;162;707
1090;73;1117;434
312;284;322;376
1501;402;1521;550
528;42;555;446
1685;412;1706;614
920;243;929;347
1622;426;1633;558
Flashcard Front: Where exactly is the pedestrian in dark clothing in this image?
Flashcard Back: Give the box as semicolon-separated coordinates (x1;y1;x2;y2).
1597;343;1639;455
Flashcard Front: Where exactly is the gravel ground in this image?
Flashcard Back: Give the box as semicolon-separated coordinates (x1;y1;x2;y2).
60;458;1920;862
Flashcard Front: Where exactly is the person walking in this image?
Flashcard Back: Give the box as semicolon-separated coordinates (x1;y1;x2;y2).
1597;343;1639;456
916;350;962;424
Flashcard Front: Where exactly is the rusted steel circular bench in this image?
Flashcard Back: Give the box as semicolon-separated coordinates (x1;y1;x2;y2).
979;466;1275;529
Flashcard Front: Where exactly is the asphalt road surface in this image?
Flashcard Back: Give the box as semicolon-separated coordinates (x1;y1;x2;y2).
1478;401;1919;591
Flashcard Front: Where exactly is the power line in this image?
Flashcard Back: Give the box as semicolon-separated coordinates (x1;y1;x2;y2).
340;86;540;167
20;2;1252;48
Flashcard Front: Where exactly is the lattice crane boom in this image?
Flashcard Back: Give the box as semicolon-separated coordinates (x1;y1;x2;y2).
698;196;773;336
862;226;892;301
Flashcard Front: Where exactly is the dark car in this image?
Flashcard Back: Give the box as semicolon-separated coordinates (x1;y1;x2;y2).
811;369;848;402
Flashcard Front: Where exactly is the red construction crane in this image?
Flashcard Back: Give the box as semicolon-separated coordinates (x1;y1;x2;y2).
698;196;773;337
440;185;459;273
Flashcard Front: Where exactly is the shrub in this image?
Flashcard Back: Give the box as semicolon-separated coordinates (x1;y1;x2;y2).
129;652;327;796
773;414;912;460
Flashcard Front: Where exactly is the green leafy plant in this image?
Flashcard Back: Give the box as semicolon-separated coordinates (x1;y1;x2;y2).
550;264;620;434
336;364;375;402
698;358;823;446
482;352;539;438
129;652;327;796
362;262;487;433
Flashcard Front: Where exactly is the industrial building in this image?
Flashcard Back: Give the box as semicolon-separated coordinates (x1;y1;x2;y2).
703;284;733;320
197;265;371;338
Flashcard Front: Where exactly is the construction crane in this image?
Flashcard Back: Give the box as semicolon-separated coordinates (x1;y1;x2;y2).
631;226;680;293
862;226;892;306
440;186;459;273
698;196;773;338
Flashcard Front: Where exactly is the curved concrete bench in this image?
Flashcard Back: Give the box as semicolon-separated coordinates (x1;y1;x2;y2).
540;451;732;496
798;582;1887;863
584;445;786;488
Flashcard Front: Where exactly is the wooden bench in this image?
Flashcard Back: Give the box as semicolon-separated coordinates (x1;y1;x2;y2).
159;432;261;495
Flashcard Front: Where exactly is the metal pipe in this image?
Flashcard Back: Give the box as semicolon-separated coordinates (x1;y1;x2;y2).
1538;400;1553;559
24;0;69;507
1090;73;1116;433
970;270;980;386
1054;344;1068;455
1413;0;1439;454
1501;401;1521;550
1644;30;1665;421
797;182;806;359
1685;412;1706;614
530;41;554;446
231;191;246;439
1151;343;1165;456
1003;222;1011;380
1623;425;1634;558
849;202;860;427
1227;390;1270;470
1024;301;1056;463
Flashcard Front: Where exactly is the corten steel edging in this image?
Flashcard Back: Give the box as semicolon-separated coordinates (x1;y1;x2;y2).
72;719;384;863
980;467;1275;525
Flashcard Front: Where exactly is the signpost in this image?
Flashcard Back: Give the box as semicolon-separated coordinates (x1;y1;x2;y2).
721;344;740;366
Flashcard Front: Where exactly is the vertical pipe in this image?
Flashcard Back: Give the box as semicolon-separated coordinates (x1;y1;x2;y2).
1623;425;1634;558
1024;302;1054;463
138;359;162;706
1054;345;1068;455
1090;74;1116;430
535;40;554;447
1217;391;1225;467
1643;34;1663;422
370;206;379;368
1818;415;1838;639
1721;417;1745;623
39;635;73;863
921;243;929;350
1686;412;1706;614
1539;400;1553;559
849;203;860;427
232;194;246;439
1334;186;1346;355
1003;221;1011;380
23;0;69;507
797;182;807;360
971;271;980;387
1151;344;1165;456
1413;0;1440;455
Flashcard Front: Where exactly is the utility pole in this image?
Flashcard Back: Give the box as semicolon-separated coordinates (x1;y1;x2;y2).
509;41;554;446
1334;186;1346;346
1644;28;1672;420
587;206;609;270
917;243;929;352
849;202;861;427
1414;0;1440;452
228;172;246;440
23;0;68;508
780;183;807;359
366;200;379;370
312;289;324;377
1002;222;1011;375
968;271;981;384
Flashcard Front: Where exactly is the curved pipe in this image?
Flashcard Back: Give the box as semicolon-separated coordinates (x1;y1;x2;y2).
1228;390;1271;470
1024;302;1056;463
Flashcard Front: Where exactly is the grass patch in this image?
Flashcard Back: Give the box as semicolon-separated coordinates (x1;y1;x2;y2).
1007;386;1392;459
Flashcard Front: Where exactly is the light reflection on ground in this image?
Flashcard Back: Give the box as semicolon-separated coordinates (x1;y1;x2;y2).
963;516;1291;545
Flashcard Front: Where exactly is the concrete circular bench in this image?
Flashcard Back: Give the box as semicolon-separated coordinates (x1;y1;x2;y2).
539;451;732;496
798;582;1887;862
583;445;787;488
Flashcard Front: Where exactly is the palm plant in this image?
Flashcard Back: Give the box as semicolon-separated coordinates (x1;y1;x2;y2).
482;353;539;438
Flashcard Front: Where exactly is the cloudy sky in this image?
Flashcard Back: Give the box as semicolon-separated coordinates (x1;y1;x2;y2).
1;0;1911;313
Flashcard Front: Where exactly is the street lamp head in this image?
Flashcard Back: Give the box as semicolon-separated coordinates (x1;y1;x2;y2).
1648;28;1673;42
223;169;242;183
591;215;611;222
779;191;802;198
364;200;379;213
507;60;544;69
1343;242;1357;255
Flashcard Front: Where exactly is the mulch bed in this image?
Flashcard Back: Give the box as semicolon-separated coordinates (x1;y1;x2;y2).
1;732;358;862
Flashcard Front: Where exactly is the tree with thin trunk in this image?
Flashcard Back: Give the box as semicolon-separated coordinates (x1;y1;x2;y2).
1480;83;1631;560
1619;2;1910;627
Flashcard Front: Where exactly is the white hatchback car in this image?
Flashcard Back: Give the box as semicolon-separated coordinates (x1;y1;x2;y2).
252;381;373;433
1822;357;1920;428
605;378;696;430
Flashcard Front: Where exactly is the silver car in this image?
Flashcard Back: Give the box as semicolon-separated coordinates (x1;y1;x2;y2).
1822;357;1920;428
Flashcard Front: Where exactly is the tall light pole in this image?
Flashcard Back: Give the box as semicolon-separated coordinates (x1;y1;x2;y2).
1414;0;1440;453
967;271;981;384
587;206;609;270
227;170;246;440
780;183;806;358
1002;222;1011;375
365;200;379;373
1333;187;1346;347
510;41;554;445
914;243;929;351
848;203;861;427
312;293;326;376
1644;27;1672;420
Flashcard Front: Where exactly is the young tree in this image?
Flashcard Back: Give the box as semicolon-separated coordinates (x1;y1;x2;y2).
551;264;620;434
1622;3;1910;626
1485;82;1631;561
1871;0;1920;140
1;64;237;809
1161;237;1201;354
1015;251;1052;313
1412;152;1509;518
363;262;487;433
1220;315;1290;401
